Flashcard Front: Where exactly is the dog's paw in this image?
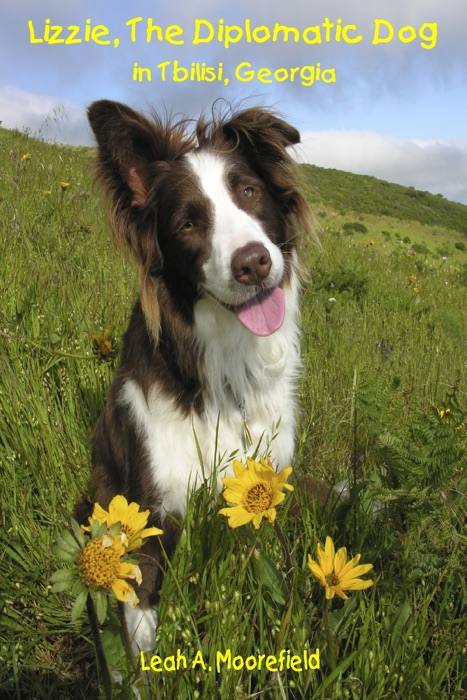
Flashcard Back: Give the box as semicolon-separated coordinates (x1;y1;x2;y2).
125;604;158;653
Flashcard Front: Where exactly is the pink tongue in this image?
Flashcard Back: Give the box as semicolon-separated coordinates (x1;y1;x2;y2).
235;288;285;336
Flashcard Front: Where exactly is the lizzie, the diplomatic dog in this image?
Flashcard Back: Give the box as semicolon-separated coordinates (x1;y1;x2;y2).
77;100;313;650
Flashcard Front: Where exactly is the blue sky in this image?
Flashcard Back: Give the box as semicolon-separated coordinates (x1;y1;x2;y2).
2;0;467;203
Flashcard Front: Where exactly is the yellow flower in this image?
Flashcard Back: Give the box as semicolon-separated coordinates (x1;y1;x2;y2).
21;153;31;161
52;514;151;622
93;328;112;356
92;328;118;362
82;495;163;551
308;536;374;600
218;456;293;529
60;181;70;190
79;532;141;606
413;287;420;294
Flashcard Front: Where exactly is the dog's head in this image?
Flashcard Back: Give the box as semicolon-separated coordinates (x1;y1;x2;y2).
88;100;313;340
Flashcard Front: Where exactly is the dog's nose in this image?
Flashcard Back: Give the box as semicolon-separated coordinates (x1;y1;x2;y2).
231;243;272;286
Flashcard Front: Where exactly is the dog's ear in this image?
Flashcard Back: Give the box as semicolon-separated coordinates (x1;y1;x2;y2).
88;100;181;342
219;108;315;245
88;99;164;210
220;107;300;164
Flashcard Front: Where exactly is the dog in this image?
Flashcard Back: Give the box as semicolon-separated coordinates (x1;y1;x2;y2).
77;99;314;651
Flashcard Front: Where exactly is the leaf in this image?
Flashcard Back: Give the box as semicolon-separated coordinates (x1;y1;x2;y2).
54;546;78;564
91;519;107;539
70;518;86;548
320;648;361;692
108;522;122;537
72;578;86;597
328;595;358;637
94;590;109;625
384;600;412;653
252;551;287;605
50;580;73;594
102;627;126;668
57;531;80;554
49;333;61;346
50;568;75;584
71;588;89;622
192;425;205;471
277;595;294;648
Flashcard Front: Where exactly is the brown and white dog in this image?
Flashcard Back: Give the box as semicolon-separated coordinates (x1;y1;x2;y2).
77;100;313;651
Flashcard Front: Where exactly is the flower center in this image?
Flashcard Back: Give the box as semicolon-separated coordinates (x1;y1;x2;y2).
326;574;340;587
244;482;273;513
99;340;112;356
79;538;121;590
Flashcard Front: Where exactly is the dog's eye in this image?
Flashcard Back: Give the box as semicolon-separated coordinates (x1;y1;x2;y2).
243;186;255;198
181;221;194;233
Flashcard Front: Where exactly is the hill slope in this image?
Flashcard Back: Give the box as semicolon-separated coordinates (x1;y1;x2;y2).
302;163;467;235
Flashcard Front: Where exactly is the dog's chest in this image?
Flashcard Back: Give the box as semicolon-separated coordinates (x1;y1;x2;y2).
119;308;299;518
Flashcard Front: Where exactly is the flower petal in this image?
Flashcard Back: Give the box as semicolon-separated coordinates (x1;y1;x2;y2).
340;563;373;583
336;552;361;578
232;460;248;478
324;536;335;562
270;490;287;507
307;556;327;586
275;465;293;482
108;495;129;519
111;578;139;605
101;534;114;548
332;586;349;600
317;538;334;576
333;546;348;576
341;577;374;591
263;507;277;524
252;512;266;529
140;526;163;538
218;505;254;528
222;481;249;503
118;561;142;583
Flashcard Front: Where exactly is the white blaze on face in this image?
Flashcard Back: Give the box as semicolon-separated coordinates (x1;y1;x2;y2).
186;150;286;336
185;151;284;307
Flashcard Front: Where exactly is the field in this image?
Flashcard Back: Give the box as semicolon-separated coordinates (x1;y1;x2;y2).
0;125;466;699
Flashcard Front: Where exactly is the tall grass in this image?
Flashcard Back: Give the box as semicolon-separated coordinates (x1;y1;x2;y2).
0;127;465;698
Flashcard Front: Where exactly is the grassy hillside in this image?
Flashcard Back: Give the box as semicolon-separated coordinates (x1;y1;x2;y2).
0;126;465;699
303;163;467;235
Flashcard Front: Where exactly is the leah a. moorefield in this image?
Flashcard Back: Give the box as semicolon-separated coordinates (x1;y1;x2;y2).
140;648;320;673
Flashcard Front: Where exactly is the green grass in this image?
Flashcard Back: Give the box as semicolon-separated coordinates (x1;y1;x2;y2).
0;126;466;699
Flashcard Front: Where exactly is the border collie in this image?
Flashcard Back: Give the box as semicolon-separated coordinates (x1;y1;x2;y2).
77;100;314;651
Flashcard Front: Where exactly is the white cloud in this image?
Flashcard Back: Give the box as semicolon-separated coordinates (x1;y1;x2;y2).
296;130;467;204
0;85;89;145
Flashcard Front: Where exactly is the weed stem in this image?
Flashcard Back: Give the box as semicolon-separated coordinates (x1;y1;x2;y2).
273;519;293;581
86;593;112;700
322;597;337;671
117;601;139;678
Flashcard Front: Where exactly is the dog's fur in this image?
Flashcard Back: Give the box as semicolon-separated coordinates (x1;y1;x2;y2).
76;100;314;650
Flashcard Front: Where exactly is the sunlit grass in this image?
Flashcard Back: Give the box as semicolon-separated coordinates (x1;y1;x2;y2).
0;126;465;698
